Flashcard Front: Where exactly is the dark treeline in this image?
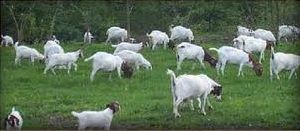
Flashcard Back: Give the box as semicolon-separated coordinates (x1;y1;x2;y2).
1;0;299;44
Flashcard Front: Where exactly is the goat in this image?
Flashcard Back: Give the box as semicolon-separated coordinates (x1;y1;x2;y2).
166;69;222;117
169;25;194;43
209;46;263;76
270;47;300;80
233;36;267;63
84;31;94;44
43;49;83;75
115;50;152;70
278;25;300;43
84;52;133;81
44;40;64;59
236;25;254;36
4;107;23;130
72;101;120;130
14;42;44;65
253;28;276;46
1;35;14;46
176;42;217;70
112;42;144;54
52;35;60;44
106;26;128;44
146;30;169;50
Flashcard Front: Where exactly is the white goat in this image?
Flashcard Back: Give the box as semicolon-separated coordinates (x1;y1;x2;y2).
169;25;194;43
253;28;276;45
4;107;23;130
209;46;263;76
44;40;64;59
115;50;152;70
112;42;143;54
278;25;300;42
270;47;300;80
176;42;206;70
14;42;44;65
106;26;128;44
72;101;120;130
233;35;267;63
166;69;222;117
1;35;14;46
43;49;83;75
146;30;169;50
84;52;130;81
84;31;94;44
236;25;254;36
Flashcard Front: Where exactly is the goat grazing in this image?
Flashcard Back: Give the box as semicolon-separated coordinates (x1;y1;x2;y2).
1;35;14;46
112;42;144;54
115;50;152;70
270;47;300;80
4;107;23;130
236;25;254;36
72;101;120;130
44;40;64;59
169;25;194;43
253;28;276;46
176;42;217;70
106;26;128;44
43;49;83;74
278;25;300;43
166;69;222;117
146;30;169;50
84;52;133;81
233;35;267;63
14;42;44;65
209;46;263;76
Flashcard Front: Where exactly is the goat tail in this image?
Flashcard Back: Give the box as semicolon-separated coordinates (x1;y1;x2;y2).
14;41;19;49
84;55;94;62
111;44;118;48
209;48;219;53
166;69;177;103
12;107;15;112
71;111;80;118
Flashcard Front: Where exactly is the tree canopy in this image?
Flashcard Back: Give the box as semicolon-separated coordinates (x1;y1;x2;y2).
1;0;299;44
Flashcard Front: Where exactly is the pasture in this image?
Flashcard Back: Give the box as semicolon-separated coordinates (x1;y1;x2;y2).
0;41;299;129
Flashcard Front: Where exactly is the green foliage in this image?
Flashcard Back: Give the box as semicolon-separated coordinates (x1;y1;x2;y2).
0;1;299;42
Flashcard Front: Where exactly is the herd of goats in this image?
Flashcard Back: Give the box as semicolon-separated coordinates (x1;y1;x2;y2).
2;24;300;130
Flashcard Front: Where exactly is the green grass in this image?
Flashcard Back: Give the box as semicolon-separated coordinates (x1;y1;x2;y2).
0;41;299;129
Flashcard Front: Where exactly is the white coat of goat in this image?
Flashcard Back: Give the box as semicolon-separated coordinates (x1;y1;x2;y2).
112;42;143;54
84;52;126;81
169;25;194;43
176;42;206;70
14;42;44;65
115;50;152;70
270;47;300;80
72;101;120;130
106;26;128;44
43;49;83;74
84;31;94;44
166;69;222;117
278;25;300;42
236;25;254;36
1;35;14;46
44;40;64;59
4;107;23;130
253;28;276;45
233;36;267;63
209;46;263;76
146;30;169;50
52;35;60;44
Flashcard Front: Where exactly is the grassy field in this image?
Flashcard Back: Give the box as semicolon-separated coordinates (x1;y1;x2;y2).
0;41;299;129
